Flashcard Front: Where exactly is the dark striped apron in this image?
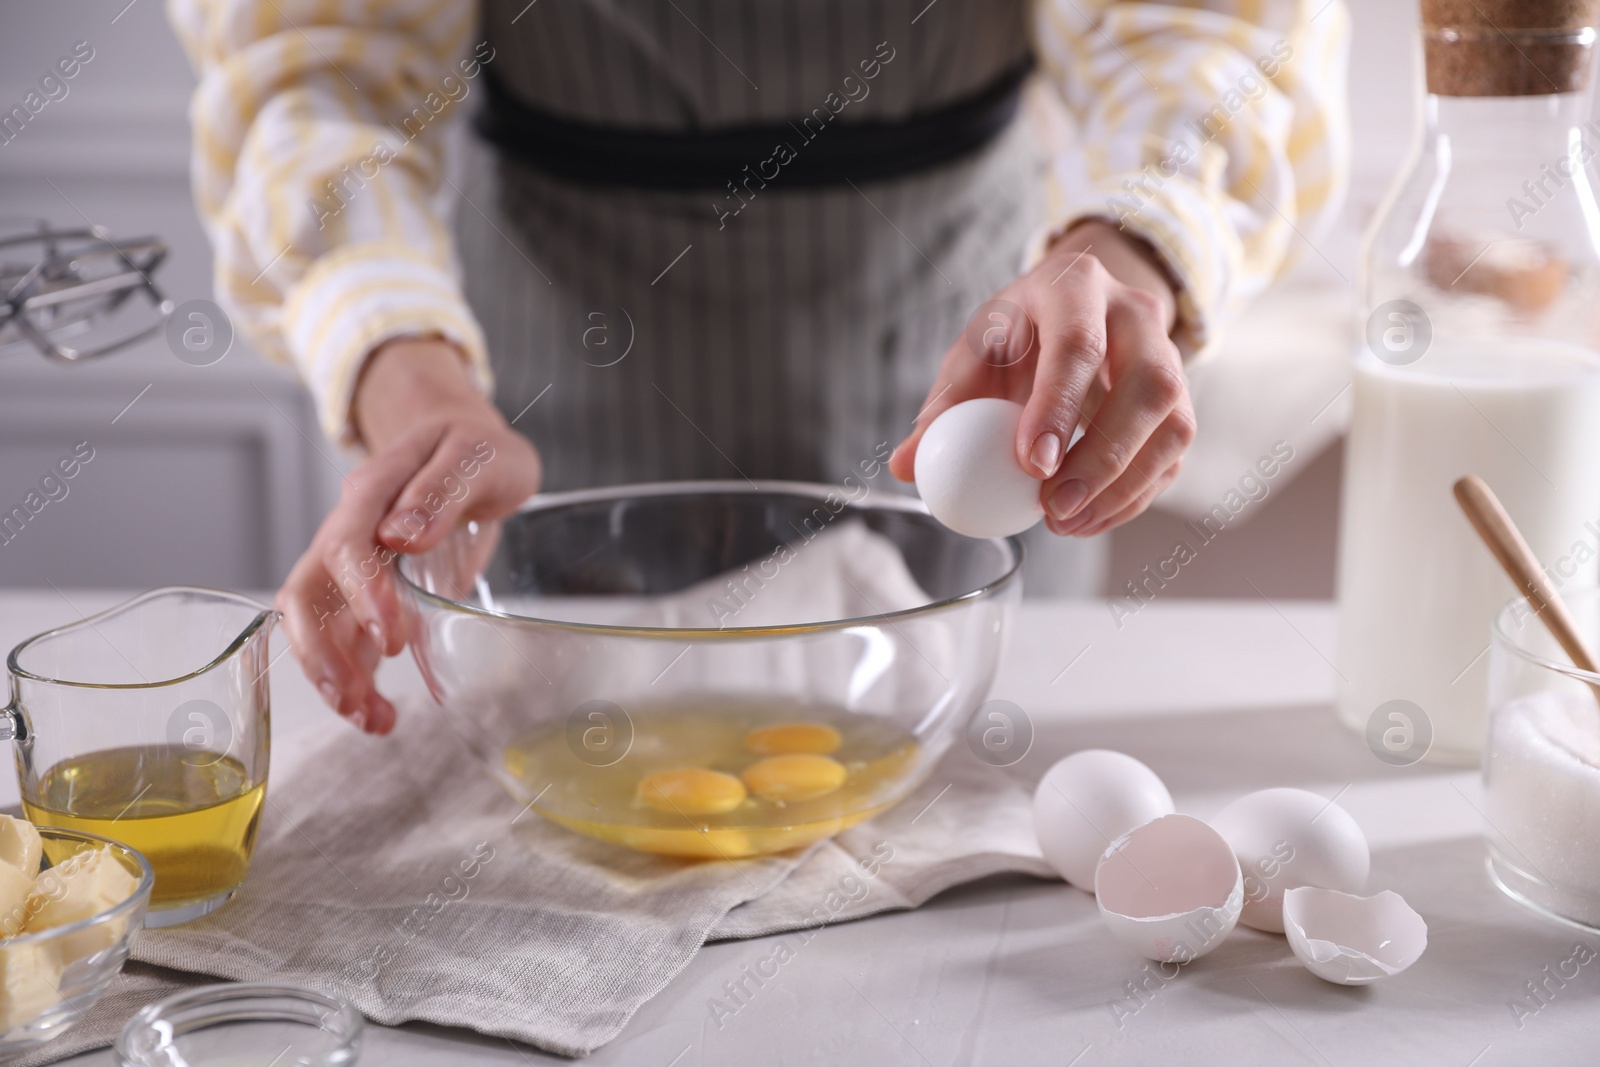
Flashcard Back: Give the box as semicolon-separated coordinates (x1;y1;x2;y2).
454;0;1105;595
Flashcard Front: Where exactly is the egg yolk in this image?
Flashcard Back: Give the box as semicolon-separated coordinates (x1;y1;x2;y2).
744;722;843;756
636;769;747;815
741;755;849;803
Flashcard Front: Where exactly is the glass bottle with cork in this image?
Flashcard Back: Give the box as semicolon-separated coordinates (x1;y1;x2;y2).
1337;0;1600;764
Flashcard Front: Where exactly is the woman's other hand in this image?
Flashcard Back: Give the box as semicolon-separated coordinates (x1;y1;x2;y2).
276;338;541;733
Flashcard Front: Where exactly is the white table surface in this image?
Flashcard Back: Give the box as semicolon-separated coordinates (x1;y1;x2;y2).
0;590;1579;1065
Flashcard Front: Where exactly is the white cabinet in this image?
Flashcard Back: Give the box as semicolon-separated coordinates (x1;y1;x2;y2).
0;360;338;589
0;2;340;591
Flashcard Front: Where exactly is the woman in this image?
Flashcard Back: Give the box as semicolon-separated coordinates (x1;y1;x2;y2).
170;0;1348;733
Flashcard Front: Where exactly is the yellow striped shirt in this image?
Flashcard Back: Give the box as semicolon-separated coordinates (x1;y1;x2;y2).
167;0;1349;444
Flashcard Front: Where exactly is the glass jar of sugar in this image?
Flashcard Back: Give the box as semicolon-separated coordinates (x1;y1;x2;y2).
1486;586;1600;928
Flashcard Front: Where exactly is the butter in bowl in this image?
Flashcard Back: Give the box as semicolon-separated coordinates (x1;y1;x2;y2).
0;817;152;1057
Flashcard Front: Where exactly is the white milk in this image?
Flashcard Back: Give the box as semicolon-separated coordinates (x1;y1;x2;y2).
1485;689;1600;925
1336;338;1600;762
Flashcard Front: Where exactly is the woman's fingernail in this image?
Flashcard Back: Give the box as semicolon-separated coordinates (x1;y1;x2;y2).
383;508;428;545
317;680;341;710
1029;433;1062;478
1059;507;1100;534
347;707;368;732
1056;508;1096;536
1047;479;1089;522
367;621;386;650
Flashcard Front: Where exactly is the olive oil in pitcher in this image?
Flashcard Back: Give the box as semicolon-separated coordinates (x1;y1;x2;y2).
23;745;265;909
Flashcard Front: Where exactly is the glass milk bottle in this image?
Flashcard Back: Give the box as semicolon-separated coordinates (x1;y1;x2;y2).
1337;0;1600;764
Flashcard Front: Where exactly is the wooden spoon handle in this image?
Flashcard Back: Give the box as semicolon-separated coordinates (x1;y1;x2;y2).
1453;475;1600;678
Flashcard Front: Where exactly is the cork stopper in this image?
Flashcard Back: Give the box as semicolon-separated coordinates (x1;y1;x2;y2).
1421;0;1599;95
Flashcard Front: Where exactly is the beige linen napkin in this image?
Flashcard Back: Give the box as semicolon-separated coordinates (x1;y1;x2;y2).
20;722;1049;1064
20;524;1051;1064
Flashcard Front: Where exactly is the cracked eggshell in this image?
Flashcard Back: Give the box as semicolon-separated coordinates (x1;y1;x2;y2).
1033;750;1175;890
1095;813;1244;963
1282;887;1427;985
1209;787;1370;933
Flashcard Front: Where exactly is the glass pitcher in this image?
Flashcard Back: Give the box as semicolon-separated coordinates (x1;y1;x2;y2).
1336;0;1600;763
3;588;277;926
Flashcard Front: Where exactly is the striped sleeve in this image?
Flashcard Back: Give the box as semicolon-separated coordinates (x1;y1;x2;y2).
1029;0;1351;359
166;0;494;445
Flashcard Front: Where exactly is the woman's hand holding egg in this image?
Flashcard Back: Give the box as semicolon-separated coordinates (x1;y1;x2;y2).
890;220;1196;538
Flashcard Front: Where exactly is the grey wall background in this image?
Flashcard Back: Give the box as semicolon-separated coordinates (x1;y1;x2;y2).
0;0;1424;595
0;1;341;591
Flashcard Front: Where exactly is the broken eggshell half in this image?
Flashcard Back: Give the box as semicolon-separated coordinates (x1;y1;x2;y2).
1281;887;1427;985
1095;813;1244;964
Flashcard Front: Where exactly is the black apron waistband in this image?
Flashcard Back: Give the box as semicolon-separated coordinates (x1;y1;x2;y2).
472;60;1033;190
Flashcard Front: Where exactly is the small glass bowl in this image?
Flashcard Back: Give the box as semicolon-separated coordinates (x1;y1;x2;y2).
0;829;152;1059
1485;586;1600;930
116;983;363;1066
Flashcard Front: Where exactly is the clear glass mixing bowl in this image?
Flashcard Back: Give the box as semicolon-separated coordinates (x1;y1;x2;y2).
398;481;1022;858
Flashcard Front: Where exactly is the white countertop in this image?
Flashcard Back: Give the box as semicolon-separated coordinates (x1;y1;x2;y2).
0;591;1576;1065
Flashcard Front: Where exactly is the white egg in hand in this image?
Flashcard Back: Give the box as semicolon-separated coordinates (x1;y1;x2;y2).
1033;750;1174;890
915;398;1044;538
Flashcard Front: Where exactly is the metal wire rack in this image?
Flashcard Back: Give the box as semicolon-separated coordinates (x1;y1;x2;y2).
0;218;173;363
